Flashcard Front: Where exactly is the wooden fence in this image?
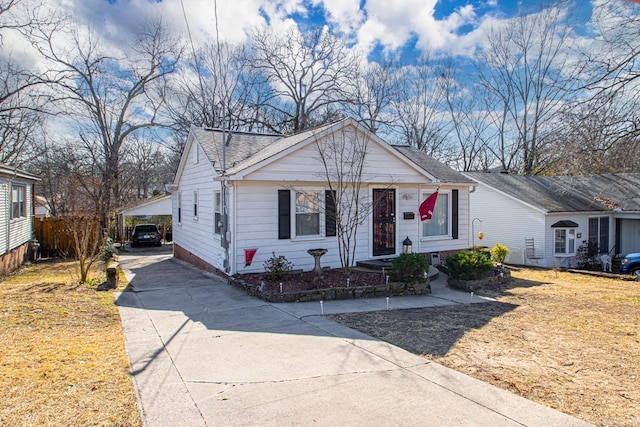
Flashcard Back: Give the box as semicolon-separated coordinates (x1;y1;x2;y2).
33;216;100;258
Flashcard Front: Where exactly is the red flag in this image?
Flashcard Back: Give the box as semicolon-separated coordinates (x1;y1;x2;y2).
419;191;438;221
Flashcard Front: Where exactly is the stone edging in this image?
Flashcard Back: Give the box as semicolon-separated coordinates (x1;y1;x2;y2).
229;277;431;303
447;269;511;291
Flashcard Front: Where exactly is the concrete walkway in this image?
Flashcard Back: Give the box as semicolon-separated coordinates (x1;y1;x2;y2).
116;249;591;427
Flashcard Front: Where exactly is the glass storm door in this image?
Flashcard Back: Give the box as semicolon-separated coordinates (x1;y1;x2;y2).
372;189;396;256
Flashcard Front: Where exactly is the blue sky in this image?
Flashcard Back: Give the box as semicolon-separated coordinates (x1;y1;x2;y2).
60;0;597;64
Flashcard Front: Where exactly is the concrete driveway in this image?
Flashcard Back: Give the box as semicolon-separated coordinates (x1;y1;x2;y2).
116;248;591;426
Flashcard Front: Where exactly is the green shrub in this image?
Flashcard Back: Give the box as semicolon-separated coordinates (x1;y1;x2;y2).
446;250;493;280
490;243;509;264
389;253;429;284
263;252;293;281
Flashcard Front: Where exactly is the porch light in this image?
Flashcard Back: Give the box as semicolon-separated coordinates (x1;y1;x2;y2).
403;237;413;254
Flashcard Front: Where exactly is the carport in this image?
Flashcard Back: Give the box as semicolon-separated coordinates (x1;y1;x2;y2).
117;195;172;243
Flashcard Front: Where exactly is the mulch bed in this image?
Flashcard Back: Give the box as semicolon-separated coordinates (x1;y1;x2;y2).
237;268;389;294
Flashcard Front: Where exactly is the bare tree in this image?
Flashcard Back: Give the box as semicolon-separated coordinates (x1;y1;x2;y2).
0;0;53;166
473;2;576;174
391;58;451;159
249;26;358;133
441;62;494;171
548;92;640;174
166;41;264;135
29;18;182;230
312;122;372;275
0;103;44;165
120;133;168;200
579;0;640;148
65;214;101;284
343;59;400;134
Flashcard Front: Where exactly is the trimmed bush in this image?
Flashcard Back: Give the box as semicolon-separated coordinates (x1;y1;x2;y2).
446;250;494;280
490;243;509;264
389;253;430;284
263;252;293;281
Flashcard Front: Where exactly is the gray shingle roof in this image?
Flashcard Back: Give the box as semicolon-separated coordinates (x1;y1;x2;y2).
0;163;40;181
191;127;284;173
191;121;477;184
465;172;640;212
225;121;340;175
392;145;475;184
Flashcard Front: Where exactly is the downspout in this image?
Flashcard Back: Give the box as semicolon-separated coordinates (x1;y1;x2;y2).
220;127;230;275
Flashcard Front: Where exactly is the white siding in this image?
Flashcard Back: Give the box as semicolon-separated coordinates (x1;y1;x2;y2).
232;181;345;274
232;182;471;275
543;213;614;268
469;184;546;265
9;183;31;250
173;141;227;272
0;180;7;253
619;219;640;255
176;128;472;275
245;130;428;184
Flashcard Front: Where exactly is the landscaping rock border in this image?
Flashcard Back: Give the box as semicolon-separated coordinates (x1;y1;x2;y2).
447;267;511;291
228;277;431;303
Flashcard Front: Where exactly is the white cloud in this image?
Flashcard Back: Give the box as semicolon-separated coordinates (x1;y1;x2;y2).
313;0;363;35
354;0;479;57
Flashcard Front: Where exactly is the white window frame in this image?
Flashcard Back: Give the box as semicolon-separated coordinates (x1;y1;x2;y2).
293;189;323;240
421;190;451;240
11;185;26;220
193;143;199;164
193;190;198;220
214;190;221;235
554;228;576;256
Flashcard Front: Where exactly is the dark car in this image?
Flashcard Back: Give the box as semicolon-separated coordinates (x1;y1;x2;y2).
620;253;640;279
131;224;162;247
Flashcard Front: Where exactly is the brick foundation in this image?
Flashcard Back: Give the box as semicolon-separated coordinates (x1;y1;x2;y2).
173;243;228;278
0;243;29;276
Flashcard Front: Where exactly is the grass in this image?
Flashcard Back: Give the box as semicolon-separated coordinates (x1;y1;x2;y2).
331;268;640;426
0;259;141;427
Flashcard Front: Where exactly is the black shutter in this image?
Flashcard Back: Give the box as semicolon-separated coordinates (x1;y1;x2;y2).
452;189;459;239
325;190;337;237
278;190;291;239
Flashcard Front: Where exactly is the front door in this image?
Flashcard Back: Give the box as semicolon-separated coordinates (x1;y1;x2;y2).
372;189;396;256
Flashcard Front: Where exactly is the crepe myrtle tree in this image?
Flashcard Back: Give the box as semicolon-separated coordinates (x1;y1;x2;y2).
300;121;385;275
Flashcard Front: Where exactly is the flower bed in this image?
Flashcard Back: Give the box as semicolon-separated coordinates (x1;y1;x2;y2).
230;269;431;302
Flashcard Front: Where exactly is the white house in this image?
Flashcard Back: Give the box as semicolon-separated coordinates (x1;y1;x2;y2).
0;163;39;275
464;171;640;268
169;118;476;276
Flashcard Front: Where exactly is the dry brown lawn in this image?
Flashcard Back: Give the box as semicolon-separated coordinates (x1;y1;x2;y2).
330;268;640;427
0;260;141;427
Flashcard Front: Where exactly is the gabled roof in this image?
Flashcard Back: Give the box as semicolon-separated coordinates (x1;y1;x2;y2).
191;127;284;173
0;163;40;182
183;118;477;184
226;121;340;175
118;194;172;215
392;146;475;184
466;172;640;213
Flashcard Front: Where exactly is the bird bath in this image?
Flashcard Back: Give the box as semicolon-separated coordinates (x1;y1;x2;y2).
307;248;328;276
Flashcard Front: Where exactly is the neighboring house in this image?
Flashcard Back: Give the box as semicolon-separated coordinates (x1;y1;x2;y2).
464;171;640;268
116;194;172;242
169;118;476;276
0;163;40;275
34;195;51;219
